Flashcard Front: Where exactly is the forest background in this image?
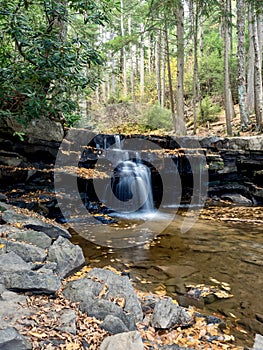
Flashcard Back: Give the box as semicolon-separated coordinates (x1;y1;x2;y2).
0;0;262;137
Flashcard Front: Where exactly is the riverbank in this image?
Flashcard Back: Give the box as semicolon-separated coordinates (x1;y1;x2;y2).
0;202;256;350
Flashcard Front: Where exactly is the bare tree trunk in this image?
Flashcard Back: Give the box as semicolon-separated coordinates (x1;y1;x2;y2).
161;30;166;108
140;23;145;99
128;16;135;100
175;0;186;135
120;0;127;97
247;4;255;114
156;29;162;105
252;4;263;131
193;0;199;135
222;0;233;136
236;0;249;129
164;25;176;131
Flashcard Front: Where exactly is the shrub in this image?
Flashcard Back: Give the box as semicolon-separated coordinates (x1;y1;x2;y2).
198;96;221;124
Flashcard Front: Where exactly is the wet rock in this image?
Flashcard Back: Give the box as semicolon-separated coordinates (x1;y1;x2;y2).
47;236;85;278
255;314;263;324
100;331;144;350
252;334;263;350
0;327;32;350
6;240;46;263
56;309;77;335
86;268;143;322
220;193;252;206
0;192;7;201
151;297;192;329
158;265;198;278
2;210;71;239
2;270;61;294
7;228;52;249
0;251;31;272
101;315;129;334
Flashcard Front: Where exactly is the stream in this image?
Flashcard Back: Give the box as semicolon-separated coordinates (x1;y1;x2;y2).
71;208;263;347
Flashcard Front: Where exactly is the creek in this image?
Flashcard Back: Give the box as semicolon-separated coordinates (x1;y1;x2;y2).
71;209;263;347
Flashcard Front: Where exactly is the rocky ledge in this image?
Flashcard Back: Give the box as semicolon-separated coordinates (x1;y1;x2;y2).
0;202;261;349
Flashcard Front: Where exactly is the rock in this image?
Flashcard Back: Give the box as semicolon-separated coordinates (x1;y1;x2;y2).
47;236;85;278
2;115;64;143
2;210;71;239
151;297;192;329
220;193;252;206
0;327;32;350
100;331;144;350
0;287;32;329
6;240;46;263
0;251;31;272
101;315;129;334
0;192;7;201
253;334;263;350
56;310;76;335
2;270;61;294
63;268;142;330
159;346;194;350
7;228;52;249
86;268;143;322
81;297;136;331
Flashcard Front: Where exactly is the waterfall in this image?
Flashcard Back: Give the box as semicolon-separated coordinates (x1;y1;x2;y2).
105;160;154;214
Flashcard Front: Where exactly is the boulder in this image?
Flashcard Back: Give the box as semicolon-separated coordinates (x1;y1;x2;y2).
63;268;142;330
0;251;31;272
151;298;192;329
2;270;61;294
100;331;144;350
2;210;71;239
55;309;77;335
6;240;46;263
86;268;143;322
1;115;64;143
253;334;263;350
47;236;85;278
0;286;32;329
101;315;129;334
220;193;252;206
7;228;52;249
0;327;32;350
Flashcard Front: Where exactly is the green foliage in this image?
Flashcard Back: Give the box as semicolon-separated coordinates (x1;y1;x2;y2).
143;105;173;131
0;0;109;125
198;96;221;124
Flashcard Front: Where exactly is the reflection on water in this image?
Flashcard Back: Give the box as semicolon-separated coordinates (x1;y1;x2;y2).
71;208;263;346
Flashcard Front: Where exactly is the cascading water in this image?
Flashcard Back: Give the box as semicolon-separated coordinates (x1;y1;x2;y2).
110;160;154;214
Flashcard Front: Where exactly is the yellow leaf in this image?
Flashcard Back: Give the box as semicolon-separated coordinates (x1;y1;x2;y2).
0;244;5;249
29;331;46;338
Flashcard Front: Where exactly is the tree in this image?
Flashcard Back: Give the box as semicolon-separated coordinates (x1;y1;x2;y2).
236;0;249;129
222;0;233;136
0;0;109;124
251;1;263;131
174;0;187;135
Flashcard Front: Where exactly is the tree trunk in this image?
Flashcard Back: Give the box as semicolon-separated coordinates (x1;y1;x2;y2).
192;0;199;135
236;0;249;128
175;0;186;135
164;25;176;131
161;29;166;108
222;0;233;136
140;23;145;99
247;3;255;114
128;16;135;100
156;29;162;105
252;4;263;131
120;0;127;97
